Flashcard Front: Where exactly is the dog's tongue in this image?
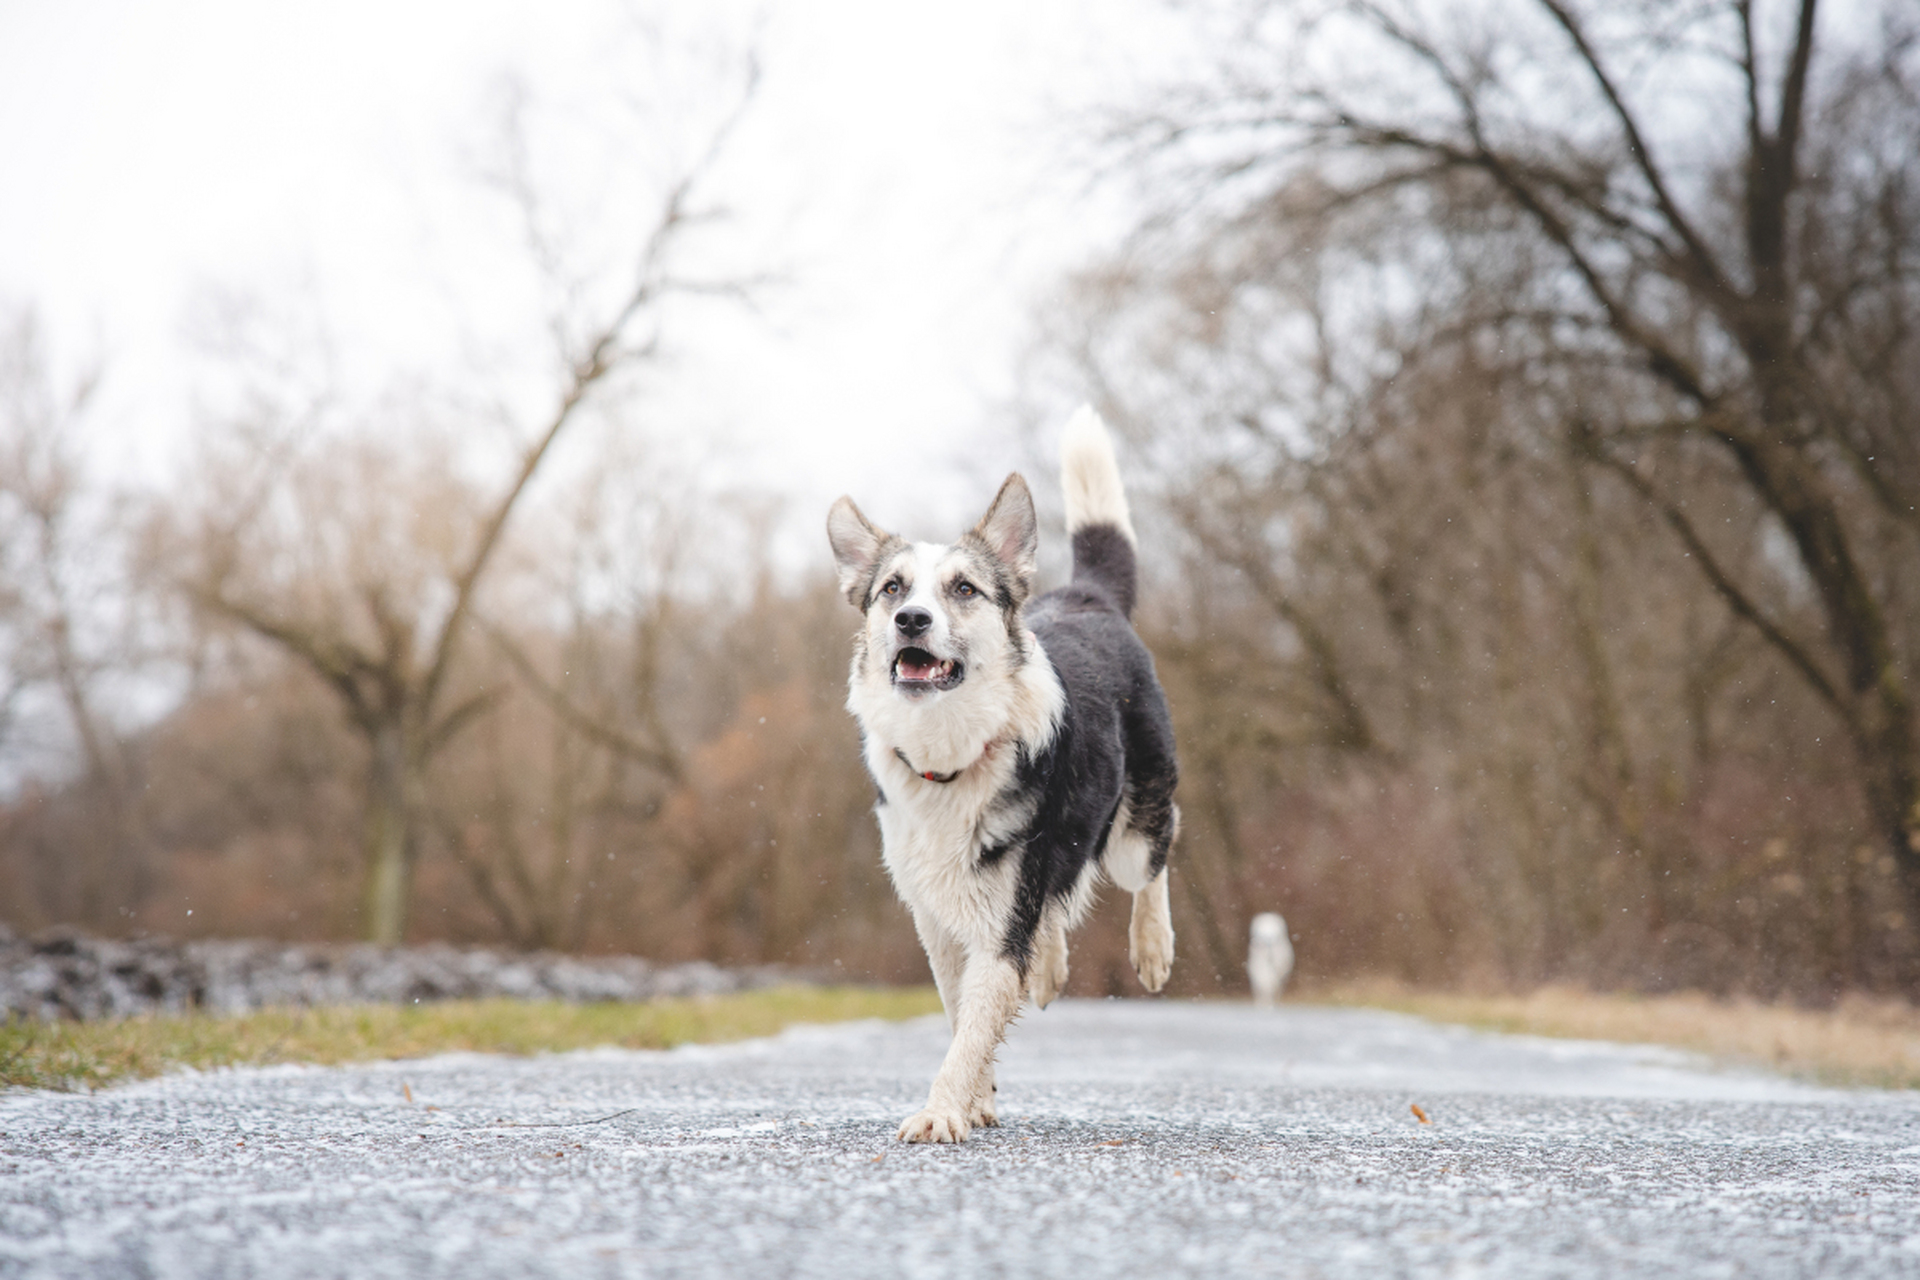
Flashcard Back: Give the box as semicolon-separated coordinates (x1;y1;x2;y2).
899;655;940;681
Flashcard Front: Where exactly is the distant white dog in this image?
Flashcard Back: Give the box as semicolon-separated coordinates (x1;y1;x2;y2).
1247;912;1293;1005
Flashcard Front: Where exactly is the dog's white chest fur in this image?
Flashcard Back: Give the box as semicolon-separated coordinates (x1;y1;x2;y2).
855;636;1063;953
873;771;1022;953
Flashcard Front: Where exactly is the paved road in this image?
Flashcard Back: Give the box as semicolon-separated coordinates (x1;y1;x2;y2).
4;1000;1919;1278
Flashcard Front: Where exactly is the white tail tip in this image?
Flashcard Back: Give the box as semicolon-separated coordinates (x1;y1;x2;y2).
1060;405;1135;545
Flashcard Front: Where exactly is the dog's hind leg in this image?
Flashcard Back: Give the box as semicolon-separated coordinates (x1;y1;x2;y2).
1110;675;1180;993
898;953;1022;1144
1028;911;1069;1010
1106;800;1178;993
1128;870;1174;993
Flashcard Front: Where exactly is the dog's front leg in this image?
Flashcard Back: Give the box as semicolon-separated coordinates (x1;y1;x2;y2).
898;953;1022;1143
910;916;998;1131
914;911;967;1030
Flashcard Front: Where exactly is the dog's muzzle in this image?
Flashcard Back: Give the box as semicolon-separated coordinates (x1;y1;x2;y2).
888;608;964;695
891;646;964;696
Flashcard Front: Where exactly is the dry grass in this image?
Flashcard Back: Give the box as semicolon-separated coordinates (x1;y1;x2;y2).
0;985;943;1093
1312;979;1920;1090
16;979;1914;1097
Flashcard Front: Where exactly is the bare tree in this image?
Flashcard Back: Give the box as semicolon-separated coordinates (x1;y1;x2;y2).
0;307;174;926
435;465;694;952
0;308;117;785
1100;0;1920;942
154;55;760;947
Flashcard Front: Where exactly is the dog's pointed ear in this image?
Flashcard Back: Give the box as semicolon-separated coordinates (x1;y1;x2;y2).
972;473;1038;587
827;496;892;607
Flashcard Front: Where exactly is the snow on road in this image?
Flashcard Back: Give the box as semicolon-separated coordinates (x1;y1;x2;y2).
4;1000;1919;1278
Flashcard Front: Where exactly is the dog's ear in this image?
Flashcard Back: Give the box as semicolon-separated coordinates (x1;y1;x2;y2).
972;473;1038;587
827;496;893;607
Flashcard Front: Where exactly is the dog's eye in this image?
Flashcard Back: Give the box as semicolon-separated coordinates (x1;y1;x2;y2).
882;579;902;597
954;580;977;598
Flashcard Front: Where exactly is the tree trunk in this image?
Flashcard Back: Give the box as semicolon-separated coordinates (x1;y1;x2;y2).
1724;388;1920;927
1864;734;1920;926
363;724;423;947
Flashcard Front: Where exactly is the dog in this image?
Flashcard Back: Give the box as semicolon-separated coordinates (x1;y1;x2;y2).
1247;912;1293;1006
827;406;1180;1144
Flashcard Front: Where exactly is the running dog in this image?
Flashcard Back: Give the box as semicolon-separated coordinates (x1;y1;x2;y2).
827;406;1179;1143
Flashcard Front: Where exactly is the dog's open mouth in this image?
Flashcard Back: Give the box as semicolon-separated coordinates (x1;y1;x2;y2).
892;648;965;693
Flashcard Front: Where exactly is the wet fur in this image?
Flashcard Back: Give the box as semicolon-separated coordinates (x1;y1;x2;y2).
827;407;1179;1143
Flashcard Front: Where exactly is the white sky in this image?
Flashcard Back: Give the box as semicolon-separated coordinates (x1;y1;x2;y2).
0;0;1196;542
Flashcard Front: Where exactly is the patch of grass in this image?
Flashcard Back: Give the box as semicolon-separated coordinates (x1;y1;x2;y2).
1310;978;1920;1090
0;985;943;1094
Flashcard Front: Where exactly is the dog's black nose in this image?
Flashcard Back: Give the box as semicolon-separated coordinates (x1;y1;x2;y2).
894;606;932;638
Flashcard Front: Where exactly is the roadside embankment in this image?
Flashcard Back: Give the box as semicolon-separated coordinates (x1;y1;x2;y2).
0;926;791;1023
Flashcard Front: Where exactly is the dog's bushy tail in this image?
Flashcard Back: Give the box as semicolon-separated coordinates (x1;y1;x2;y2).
1060;405;1138;618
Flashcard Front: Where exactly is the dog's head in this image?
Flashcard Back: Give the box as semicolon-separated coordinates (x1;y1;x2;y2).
827;474;1039;710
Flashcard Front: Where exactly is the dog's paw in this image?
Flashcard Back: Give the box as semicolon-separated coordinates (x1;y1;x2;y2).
1130;917;1174;993
967;1090;1000;1130
897;1108;971;1144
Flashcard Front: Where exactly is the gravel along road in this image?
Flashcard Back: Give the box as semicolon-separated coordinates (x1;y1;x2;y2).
4;1000;1919;1278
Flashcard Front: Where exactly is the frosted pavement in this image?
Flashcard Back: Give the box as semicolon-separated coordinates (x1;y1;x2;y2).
5;1000;1920;1278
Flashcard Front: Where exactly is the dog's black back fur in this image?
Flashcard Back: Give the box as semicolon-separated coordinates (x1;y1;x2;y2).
989;519;1178;970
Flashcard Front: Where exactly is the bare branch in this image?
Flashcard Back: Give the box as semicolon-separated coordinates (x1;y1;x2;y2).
1775;0;1822;195
1576;427;1847;716
1311;107;1720;407
185;583;381;726
1534;0;1735;302
424;686;506;755
418;61;762;720
477;618;681;779
1174;501;1380;755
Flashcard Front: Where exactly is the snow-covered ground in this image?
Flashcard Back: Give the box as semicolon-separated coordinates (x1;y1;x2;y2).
5;1000;1919;1277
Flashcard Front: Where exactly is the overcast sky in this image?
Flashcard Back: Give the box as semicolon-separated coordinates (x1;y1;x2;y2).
0;0;1197;541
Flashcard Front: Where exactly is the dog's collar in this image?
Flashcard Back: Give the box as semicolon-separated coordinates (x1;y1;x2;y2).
894;748;960;783
892;736;1005;785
